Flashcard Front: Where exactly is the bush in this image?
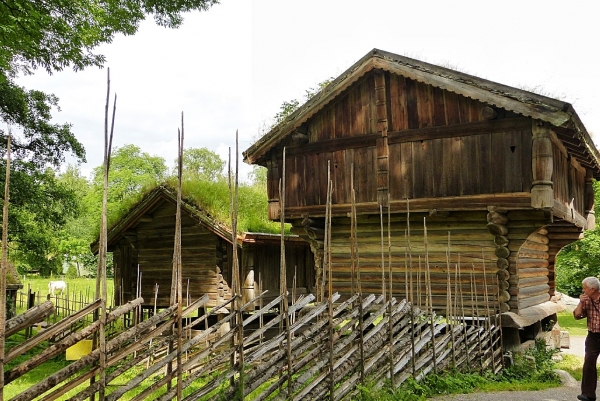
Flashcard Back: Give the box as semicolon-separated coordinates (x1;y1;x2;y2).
65;264;78;279
502;339;560;383
356;339;560;400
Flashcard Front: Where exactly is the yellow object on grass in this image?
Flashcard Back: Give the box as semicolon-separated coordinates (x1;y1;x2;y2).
66;340;93;360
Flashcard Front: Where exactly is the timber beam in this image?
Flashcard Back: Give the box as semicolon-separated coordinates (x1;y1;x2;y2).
282;117;531;158
283;193;534;219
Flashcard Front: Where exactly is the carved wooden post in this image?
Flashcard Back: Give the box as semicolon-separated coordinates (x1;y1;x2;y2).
585;169;596;230
267;158;280;220
375;72;389;207
531;121;554;209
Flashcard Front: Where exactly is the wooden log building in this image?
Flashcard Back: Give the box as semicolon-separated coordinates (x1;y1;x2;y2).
92;186;314;312
243;49;600;348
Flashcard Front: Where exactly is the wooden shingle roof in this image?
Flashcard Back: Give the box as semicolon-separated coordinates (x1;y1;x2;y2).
244;48;600;176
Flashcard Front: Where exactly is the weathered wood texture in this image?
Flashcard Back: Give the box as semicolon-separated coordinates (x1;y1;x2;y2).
268;71;534;211
4;291;501;400
299;209;581;316
242;241;315;301
218;294;501;400
264;69;593;233
320;212;500;311
112;199;234;309
497;211;582;313
514;229;550;311
259;68;594;318
552;137;586;216
109;197;315;313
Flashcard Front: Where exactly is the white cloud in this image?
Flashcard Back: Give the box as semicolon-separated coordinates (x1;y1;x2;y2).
16;0;600;175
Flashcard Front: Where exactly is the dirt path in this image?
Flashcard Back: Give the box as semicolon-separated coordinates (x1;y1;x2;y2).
429;338;586;400
429;386;579;400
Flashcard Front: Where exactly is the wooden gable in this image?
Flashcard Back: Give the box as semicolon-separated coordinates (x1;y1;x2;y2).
273;71;534;210
101;187;235;309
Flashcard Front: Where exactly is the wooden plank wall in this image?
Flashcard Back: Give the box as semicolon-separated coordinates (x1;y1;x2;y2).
552;140;586;216
389;128;532;199
242;243;315;299
327;211;499;314
134;201;231;308
498;210;547;313
514;228;550;311
112;239;136;306
276;71;533;209
502;210;577;313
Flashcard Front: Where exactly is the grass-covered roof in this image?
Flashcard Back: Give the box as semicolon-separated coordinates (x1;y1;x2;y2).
104;177;285;239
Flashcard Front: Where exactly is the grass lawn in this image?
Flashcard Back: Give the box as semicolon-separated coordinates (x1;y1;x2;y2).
557;311;588;336
555;310;589;380
16;276;115;313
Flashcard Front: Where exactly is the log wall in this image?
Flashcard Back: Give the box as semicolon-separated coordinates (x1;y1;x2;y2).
300;209;581;315
320;211;500;313
113;200;233;308
113;238;136;305
514;228;550;311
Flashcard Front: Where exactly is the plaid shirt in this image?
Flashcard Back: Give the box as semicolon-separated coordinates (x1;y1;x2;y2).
581;298;600;333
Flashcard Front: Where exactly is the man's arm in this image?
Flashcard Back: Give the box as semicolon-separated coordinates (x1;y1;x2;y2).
573;295;588;320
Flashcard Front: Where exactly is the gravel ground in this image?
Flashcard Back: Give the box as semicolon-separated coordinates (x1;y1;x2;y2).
429;386;580;401
428;335;587;401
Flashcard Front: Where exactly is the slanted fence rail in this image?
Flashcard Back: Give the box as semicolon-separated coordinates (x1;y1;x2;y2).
4;288;502;400
16;288;116;324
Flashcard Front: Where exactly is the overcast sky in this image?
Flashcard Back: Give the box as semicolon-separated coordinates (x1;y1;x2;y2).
17;0;600;181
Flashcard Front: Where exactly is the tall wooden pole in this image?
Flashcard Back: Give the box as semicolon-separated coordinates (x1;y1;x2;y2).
0;133;11;401
96;68;115;401
424;217;436;373
351;168;364;384
406;199;415;377
279;147;291;397
235;132;244;395
387;195;394;388
495;274;505;369
326;162;334;400
446;232;456;368
457;257;469;370
174;114;184;400
482;249;494;372
350;167;356;298
417;256;422;309
226;133;245;396
379;205;385;299
470;264;483;373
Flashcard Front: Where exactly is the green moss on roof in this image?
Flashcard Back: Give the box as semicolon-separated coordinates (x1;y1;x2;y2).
105;178;285;236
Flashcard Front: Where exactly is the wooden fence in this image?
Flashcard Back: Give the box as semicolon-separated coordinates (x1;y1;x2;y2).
3;286;502;400
16;289;115;325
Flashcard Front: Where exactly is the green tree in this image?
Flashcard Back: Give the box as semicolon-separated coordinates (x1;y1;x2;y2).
248;165;267;188
177;147;225;181
271;79;333;128
56;165;98;277
8;166;80;276
555;180;600;296
1;0;218;274
0;1;219;76
90;144;167;221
